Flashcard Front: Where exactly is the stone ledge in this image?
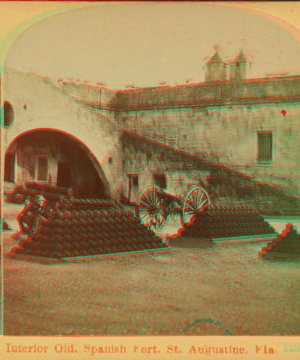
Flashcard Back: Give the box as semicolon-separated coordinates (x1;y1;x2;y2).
6;254;64;265
6;247;172;265
168;237;214;249
259;252;300;262
211;234;276;246
169;234;276;248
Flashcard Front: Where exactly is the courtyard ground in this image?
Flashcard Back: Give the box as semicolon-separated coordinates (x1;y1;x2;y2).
2;202;300;335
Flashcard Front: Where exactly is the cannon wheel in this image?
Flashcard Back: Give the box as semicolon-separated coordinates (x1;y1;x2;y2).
181;186;212;227
136;186;168;232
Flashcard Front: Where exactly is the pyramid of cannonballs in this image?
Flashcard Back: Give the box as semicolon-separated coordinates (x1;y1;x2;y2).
259;224;300;260
3;219;11;231
13;199;167;259
180;205;276;239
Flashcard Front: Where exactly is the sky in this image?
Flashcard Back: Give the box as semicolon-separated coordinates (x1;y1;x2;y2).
1;2;300;89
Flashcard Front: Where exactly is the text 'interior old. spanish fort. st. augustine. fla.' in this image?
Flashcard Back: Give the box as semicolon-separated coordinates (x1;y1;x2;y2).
4;341;277;356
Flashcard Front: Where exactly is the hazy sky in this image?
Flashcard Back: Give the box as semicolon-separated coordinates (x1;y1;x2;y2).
3;2;300;89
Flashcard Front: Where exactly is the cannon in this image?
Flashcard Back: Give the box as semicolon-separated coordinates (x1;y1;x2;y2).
136;185;212;231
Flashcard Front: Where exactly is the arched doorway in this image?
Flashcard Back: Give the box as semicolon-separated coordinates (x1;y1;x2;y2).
4;129;110;199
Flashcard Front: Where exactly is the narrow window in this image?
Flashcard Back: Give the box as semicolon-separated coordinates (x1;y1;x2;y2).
165;137;177;148
153;174;167;189
257;132;272;162
128;175;139;204
132;175;139;187
3;101;14;128
37;156;48;182
57;161;71;188
4;153;15;183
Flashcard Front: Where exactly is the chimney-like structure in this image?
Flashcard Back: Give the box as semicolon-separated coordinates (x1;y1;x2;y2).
205;51;226;83
230;51;247;81
229;62;237;81
235;51;247;80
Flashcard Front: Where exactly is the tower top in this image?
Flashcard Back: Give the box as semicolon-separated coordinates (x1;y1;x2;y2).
235;51;247;63
207;51;223;64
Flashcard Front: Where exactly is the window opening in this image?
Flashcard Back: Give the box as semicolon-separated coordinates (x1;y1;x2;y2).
257;132;272;162
128;175;139;204
153;174;167;189
37;156;48;182
4;153;15;183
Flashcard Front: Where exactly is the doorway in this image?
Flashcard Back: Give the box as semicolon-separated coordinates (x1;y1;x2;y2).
57;161;71;188
4;153;15;183
128;175;139;204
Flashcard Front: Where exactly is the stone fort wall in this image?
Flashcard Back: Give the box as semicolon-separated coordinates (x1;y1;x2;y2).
2;68;300;199
112;80;300;198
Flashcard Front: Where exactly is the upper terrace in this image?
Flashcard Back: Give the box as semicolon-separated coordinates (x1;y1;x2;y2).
55;74;300;112
40;50;300;111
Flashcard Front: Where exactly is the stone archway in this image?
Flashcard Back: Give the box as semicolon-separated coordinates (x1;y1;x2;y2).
5;129;110;199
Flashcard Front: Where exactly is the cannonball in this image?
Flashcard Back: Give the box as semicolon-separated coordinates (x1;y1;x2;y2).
61;212;68;220
87;210;94;218
80;250;88;256
78;219;85;226
52;219;64;228
64;234;72;243
101;210;108;218
92;211;99;218
54;211;64;220
85;226;93;233
86;249;96;255
73;211;80;219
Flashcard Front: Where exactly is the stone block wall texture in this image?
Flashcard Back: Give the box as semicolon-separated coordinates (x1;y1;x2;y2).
114;80;300;198
2;68;300;200
121;132;229;203
2;68;124;199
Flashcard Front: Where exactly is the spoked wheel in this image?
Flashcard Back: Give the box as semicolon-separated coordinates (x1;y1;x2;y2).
181;186;212;228
136;186;168;232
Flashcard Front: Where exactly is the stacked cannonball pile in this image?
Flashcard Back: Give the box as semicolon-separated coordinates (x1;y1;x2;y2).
13;206;166;259
3;219;11;231
60;198;121;211
259;224;300;260
180;205;276;239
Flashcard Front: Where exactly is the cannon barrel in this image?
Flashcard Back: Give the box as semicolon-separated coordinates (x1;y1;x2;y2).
25;181;73;196
158;189;183;205
22;189;65;204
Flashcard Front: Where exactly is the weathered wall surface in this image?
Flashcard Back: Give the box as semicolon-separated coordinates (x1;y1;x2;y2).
114;78;300;110
2;68;300;200
15;141;58;185
2;68;123;198
55;81;118;110
55;77;300;199
114;83;221;110
116;98;300;197
121;133;215;203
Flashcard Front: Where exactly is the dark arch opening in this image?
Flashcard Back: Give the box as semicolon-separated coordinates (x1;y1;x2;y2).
5;129;110;199
3;101;14;128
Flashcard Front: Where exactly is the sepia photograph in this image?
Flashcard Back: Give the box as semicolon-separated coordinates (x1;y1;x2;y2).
1;1;300;358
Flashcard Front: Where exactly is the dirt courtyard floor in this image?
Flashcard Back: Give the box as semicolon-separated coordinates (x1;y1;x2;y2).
2;202;300;335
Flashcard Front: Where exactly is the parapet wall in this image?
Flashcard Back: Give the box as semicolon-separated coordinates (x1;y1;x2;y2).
114;77;300;111
51;75;300;112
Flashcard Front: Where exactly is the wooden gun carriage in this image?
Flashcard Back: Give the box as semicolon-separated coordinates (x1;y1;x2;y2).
136;184;212;231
